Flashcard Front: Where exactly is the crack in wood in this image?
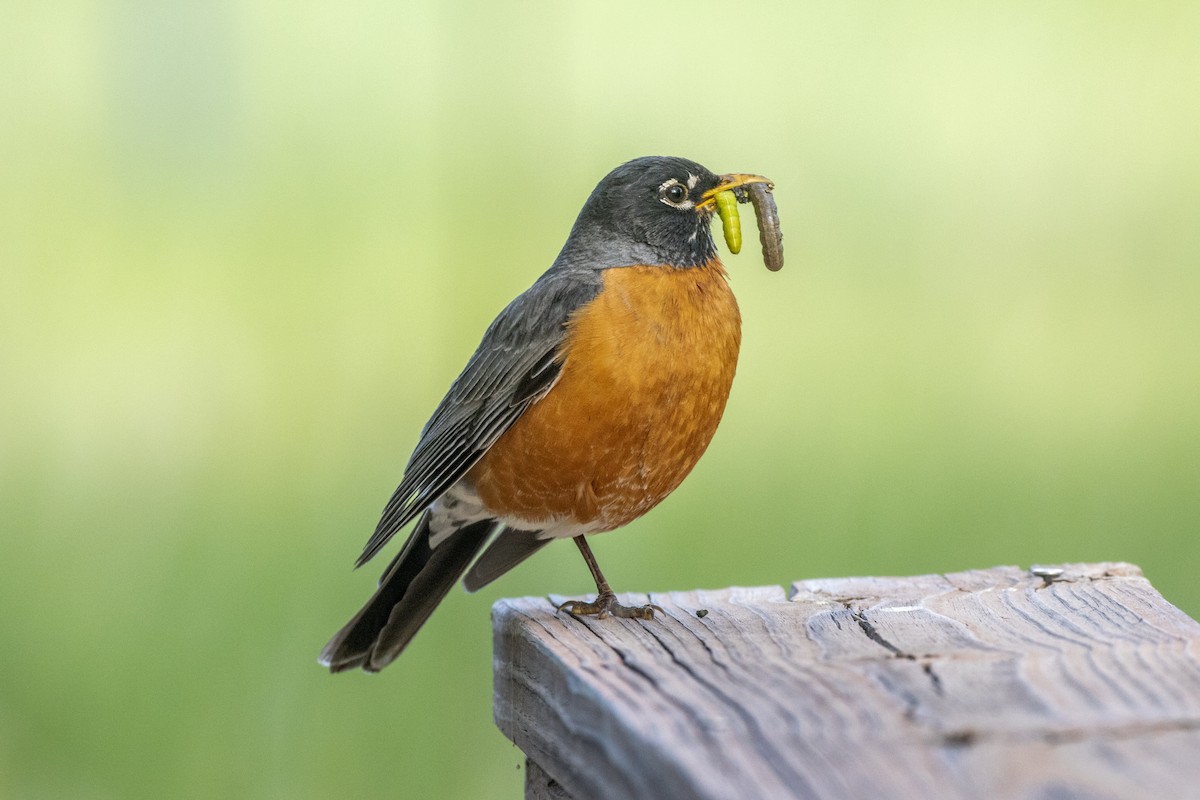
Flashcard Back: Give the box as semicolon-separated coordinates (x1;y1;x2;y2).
922;662;945;696
849;608;950;701
935;716;1200;749
851;610;911;659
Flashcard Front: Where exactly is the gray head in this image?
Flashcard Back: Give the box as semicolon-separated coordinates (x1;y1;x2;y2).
553;156;726;271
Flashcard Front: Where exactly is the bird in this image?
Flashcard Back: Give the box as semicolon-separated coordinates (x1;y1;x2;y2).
320;155;775;673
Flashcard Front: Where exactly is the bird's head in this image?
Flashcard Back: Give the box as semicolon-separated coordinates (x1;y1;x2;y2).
555;156;771;271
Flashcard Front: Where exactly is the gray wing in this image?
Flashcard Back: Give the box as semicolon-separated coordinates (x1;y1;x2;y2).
354;269;602;567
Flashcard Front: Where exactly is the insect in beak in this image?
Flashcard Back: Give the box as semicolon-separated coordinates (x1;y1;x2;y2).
700;174;783;272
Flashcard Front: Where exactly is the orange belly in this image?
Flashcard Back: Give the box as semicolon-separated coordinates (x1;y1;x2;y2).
467;261;742;533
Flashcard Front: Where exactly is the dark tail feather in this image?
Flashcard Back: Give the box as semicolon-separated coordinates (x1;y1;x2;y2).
462;528;550;593
319;515;495;673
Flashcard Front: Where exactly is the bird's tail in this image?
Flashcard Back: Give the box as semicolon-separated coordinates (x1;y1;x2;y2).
319;514;494;673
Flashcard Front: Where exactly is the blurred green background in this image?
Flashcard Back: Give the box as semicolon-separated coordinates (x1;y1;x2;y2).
3;1;1198;797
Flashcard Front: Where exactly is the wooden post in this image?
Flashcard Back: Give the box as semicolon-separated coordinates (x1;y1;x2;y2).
493;562;1200;800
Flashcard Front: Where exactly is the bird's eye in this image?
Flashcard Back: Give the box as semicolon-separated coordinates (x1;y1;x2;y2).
659;180;690;207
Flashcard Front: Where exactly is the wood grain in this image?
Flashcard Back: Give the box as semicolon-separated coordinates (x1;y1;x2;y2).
492;563;1200;800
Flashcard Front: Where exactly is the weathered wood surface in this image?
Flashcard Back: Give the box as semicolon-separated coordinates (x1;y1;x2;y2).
492;562;1200;800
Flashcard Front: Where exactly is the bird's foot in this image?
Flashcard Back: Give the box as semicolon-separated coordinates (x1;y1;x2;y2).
556;590;663;621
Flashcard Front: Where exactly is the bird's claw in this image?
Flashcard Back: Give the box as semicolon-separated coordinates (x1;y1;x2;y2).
556;591;663;621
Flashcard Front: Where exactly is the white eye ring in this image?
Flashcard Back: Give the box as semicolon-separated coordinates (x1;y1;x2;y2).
658;178;693;209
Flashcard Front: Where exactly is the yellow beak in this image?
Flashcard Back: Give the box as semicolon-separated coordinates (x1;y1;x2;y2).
697;173;774;210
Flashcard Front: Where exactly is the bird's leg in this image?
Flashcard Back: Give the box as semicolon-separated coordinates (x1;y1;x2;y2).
556;535;664;620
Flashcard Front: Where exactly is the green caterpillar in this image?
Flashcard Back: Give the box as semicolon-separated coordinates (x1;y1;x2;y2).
715;189;742;254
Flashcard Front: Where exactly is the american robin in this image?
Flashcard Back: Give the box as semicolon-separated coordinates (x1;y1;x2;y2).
320;156;775;673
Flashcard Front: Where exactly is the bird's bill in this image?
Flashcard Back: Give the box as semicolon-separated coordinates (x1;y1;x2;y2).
697;173;774;210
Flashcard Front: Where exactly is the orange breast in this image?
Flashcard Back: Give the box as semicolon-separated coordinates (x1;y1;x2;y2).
467;261;742;533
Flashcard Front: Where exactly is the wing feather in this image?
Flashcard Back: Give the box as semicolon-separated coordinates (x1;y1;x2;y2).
354;269;602;566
